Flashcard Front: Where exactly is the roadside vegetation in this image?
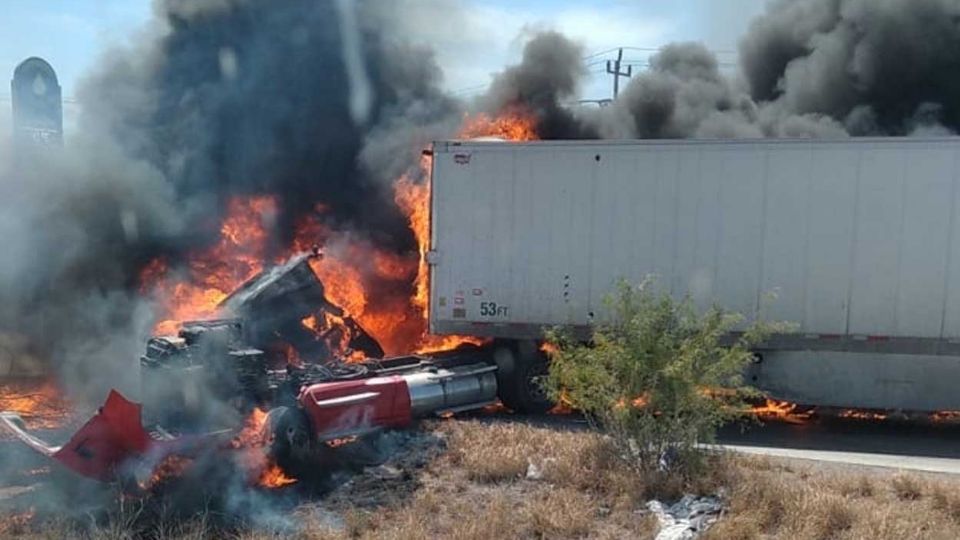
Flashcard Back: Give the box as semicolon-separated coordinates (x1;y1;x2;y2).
544;279;783;476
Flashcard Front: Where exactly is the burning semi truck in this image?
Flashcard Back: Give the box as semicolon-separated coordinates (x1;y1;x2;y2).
0;249;552;486
9;135;960;485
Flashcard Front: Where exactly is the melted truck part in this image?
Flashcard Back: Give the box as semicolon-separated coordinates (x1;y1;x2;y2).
219;252;384;359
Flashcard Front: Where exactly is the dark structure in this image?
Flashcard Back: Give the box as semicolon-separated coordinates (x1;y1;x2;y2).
11;57;63;147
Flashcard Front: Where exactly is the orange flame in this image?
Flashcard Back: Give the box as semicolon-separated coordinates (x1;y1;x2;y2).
394;162;431;315
280;341;302;367
0;381;69;432
144;196;278;335
613;394;650;410
232;407;269;449
387;109;539;353
751;399;813;425
393;162;484;354
139;109;539;361
931;411;960;423
326;435;358;448
127;110;544;487
230;407;298;488
838;409;887;421
548;390;575;416
258;463;297;489
140;455;192;491
459;108;539;141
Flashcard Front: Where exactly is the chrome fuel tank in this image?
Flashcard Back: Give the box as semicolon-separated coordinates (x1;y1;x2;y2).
402;363;498;417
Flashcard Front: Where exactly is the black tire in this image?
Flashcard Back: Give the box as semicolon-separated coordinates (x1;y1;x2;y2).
265;406;313;474
494;340;555;414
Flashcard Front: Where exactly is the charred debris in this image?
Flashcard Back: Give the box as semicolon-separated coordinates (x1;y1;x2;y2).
139;250;489;436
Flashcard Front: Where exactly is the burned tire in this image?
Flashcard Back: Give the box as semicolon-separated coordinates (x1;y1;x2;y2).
493;340;554;414
265;406;313;474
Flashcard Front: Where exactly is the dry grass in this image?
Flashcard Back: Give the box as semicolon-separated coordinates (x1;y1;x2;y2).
319;420;676;540
891;473;924;500
8;421;960;539
836;474;875;498
705;456;960;540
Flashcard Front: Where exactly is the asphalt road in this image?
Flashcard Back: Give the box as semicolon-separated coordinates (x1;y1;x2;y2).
498;411;960;475
716;416;960;474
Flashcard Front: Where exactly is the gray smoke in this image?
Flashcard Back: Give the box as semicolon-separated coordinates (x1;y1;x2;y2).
492;1;960;140
478;31;597;139
357;1;462;183
742;0;960;135
574;39;848;140
591;42;761;139
0;124;180;400
0;0;463;403
0;0;470;527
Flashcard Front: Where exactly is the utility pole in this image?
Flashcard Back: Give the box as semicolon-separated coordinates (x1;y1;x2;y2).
605;48;632;100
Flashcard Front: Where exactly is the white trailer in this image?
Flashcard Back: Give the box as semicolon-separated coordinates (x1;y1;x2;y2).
428;138;960;412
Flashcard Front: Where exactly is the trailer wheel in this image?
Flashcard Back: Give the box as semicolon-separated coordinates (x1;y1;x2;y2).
494;340;554;414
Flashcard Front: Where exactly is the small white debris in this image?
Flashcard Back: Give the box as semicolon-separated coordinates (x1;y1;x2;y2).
647;495;723;540
364;464;403;480
526;461;543;480
525;458;555;480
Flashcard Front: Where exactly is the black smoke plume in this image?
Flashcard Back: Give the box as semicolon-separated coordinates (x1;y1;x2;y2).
500;0;960;139
0;0;463;528
742;0;960;135
0;0;459;401
479;31;596;139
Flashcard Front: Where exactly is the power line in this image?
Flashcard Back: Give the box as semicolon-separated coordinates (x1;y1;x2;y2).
582;47;623;60
621;45;737;56
450;84;489;96
620;61;739;69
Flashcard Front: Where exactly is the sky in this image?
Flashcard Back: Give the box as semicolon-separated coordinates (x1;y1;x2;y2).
0;0;768;133
425;0;766;100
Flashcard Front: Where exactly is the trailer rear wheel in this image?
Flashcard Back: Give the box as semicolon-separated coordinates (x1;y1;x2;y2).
493;340;554;414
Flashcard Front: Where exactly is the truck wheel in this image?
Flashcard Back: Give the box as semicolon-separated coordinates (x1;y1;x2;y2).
494;340;555;414
265;406;313;474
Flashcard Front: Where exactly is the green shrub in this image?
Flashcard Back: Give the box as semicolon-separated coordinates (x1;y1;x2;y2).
545;280;785;474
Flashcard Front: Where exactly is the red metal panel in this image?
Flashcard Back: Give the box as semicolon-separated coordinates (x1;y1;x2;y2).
52;390;153;481
298;376;413;440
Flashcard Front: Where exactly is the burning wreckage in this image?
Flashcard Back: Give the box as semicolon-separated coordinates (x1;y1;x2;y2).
0;251;552;488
